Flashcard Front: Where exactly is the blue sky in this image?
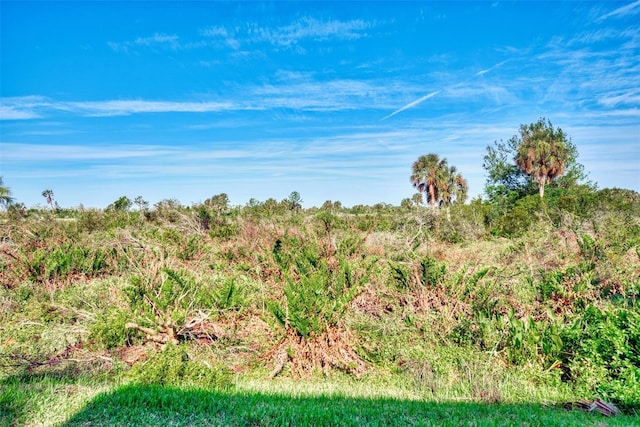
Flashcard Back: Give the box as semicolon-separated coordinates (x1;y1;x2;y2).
1;1;639;209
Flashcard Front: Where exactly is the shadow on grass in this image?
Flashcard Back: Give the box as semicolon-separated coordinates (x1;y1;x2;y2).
0;363;113;427
59;384;638;427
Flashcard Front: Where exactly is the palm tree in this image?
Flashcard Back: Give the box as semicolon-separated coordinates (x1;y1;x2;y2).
42;189;55;211
0;177;14;209
411;153;449;207
440;166;469;205
411;154;467;207
514;118;569;198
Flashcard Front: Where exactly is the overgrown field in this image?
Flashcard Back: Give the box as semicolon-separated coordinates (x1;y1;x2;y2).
1;190;639;425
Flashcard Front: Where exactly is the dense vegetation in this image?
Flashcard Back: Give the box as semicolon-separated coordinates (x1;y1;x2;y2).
0;120;638;425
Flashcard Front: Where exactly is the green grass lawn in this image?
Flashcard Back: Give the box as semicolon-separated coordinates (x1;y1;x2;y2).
3;375;638;427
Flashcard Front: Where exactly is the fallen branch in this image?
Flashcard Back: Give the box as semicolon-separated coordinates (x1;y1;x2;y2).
126;317;224;346
564;399;621;417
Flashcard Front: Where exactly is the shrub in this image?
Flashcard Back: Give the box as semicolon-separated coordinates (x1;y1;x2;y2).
560;305;640;408
490;195;542;237
90;307;137;349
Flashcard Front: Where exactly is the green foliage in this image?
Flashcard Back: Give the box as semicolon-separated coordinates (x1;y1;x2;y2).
576;233;601;262
19;244;110;283
90;307;136;349
6;202;27;220
0;176;14;208
484;118;589;203
389;262;411;290
314;210;342;234
596;188;640;212
151;199;183;222
124;268;202;333
212;276;248;311
503;311;563;366
560;305;640;408
107;196;132;212
76;208;106;232
514;118;570;198
436;200;490;242
267;239;370;338
2;181;639;416
489;194;542;237
535;270;565;302
127;344;233;389
411;153;468;206
285;191;303;211
420;257;447;287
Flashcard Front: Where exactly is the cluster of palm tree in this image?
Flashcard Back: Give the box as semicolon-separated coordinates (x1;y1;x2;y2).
411;153;468;207
413;118;571;207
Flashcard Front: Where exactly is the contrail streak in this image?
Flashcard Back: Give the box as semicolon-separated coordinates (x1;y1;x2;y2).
381;90;440;120
382;59;508;120
474;60;509;77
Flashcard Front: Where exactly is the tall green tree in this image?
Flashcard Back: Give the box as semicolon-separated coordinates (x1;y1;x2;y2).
285;191;303;211
134;196;149;213
204;193;230;215
411;154;467;206
483;118;590;202
0;177;14;209
42;189;55;211
514;118;569;198
109;196;132;212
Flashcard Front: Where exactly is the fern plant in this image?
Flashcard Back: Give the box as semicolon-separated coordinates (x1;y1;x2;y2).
265;237;373;376
267;246;363;338
123;268;224;345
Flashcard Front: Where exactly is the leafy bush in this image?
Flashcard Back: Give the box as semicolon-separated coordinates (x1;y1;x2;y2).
18;244;110;284
389;257;447;291
267;239;365;338
503;311;563;366
123;269;214;344
560;305;640;408
489;195;542;237
90;307;137;349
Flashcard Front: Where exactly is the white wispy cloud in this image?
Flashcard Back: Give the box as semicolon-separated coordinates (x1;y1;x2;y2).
112;17;374;55
200;17;374;51
2;142;178;161
568;27;639;45
1;75;409;119
0;97;253;118
597;0;640;21
0;105;41;120
1;96;53;120
67;100;241;116
255;17;372;46
108;32;181;52
598;91;640;107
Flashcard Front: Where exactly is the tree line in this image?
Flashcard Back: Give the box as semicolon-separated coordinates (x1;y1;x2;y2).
0;117;605;213
408;117;585;208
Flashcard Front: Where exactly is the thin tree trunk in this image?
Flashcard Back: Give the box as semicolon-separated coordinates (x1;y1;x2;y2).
539;177;546;198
